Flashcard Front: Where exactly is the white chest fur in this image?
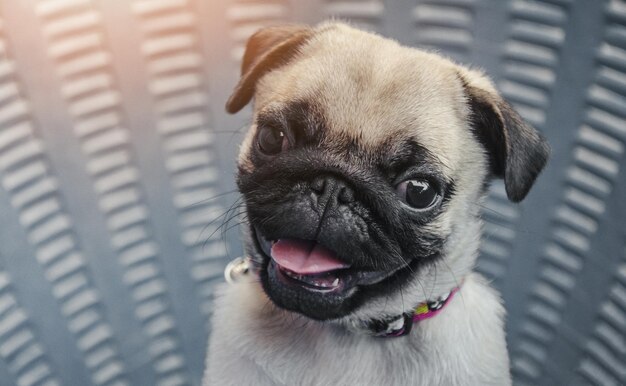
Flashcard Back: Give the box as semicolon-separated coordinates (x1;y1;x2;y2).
204;273;511;386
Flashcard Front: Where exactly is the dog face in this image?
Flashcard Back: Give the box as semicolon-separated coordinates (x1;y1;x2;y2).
227;23;549;322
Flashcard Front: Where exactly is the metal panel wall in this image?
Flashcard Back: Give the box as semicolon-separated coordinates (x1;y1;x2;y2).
0;0;622;385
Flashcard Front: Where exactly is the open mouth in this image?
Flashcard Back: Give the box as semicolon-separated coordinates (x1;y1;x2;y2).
255;229;403;295
265;237;350;293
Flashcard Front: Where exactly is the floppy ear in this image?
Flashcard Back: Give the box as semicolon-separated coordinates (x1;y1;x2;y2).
226;25;313;114
462;77;550;203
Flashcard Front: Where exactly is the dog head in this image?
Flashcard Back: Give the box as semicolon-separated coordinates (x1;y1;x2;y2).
227;23;549;323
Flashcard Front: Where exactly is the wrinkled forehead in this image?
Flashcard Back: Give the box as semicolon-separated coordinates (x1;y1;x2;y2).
253;30;471;171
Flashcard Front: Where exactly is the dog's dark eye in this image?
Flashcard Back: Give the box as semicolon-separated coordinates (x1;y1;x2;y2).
257;126;287;155
396;179;439;209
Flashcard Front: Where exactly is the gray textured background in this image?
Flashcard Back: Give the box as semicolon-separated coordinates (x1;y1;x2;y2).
0;0;623;385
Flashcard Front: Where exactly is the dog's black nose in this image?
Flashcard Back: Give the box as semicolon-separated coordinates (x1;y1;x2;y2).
310;175;355;205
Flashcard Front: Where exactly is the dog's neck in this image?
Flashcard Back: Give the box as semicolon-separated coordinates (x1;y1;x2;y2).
354;285;461;337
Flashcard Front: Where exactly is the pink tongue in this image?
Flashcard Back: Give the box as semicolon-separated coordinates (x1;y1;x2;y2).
270;239;350;274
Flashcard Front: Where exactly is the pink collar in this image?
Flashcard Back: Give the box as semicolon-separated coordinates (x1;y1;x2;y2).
371;286;460;337
413;286;460;322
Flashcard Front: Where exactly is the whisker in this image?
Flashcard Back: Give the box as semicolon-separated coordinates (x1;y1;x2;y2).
198;199;245;247
185;189;239;210
472;202;540;236
440;258;464;308
429;264;438;299
415;276;428;302
202;210;247;247
199;196;244;229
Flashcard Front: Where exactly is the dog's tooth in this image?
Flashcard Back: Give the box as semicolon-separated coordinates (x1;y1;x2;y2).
280;268;342;289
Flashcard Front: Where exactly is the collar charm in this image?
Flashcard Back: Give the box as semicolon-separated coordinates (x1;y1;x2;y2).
224;256;253;283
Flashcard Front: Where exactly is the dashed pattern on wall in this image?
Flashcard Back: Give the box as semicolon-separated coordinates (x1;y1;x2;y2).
228;0;291;65
577;251;626;386
0;270;61;386
512;0;625;383
0;12;128;386
325;0;383;32
413;0;474;62
477;0;572;289
0;1;622;385
132;0;228;318
36;0;190;384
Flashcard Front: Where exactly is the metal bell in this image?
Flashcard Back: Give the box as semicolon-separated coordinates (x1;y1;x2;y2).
224;256;252;284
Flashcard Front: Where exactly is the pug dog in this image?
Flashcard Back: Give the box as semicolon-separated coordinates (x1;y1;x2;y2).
204;21;549;386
